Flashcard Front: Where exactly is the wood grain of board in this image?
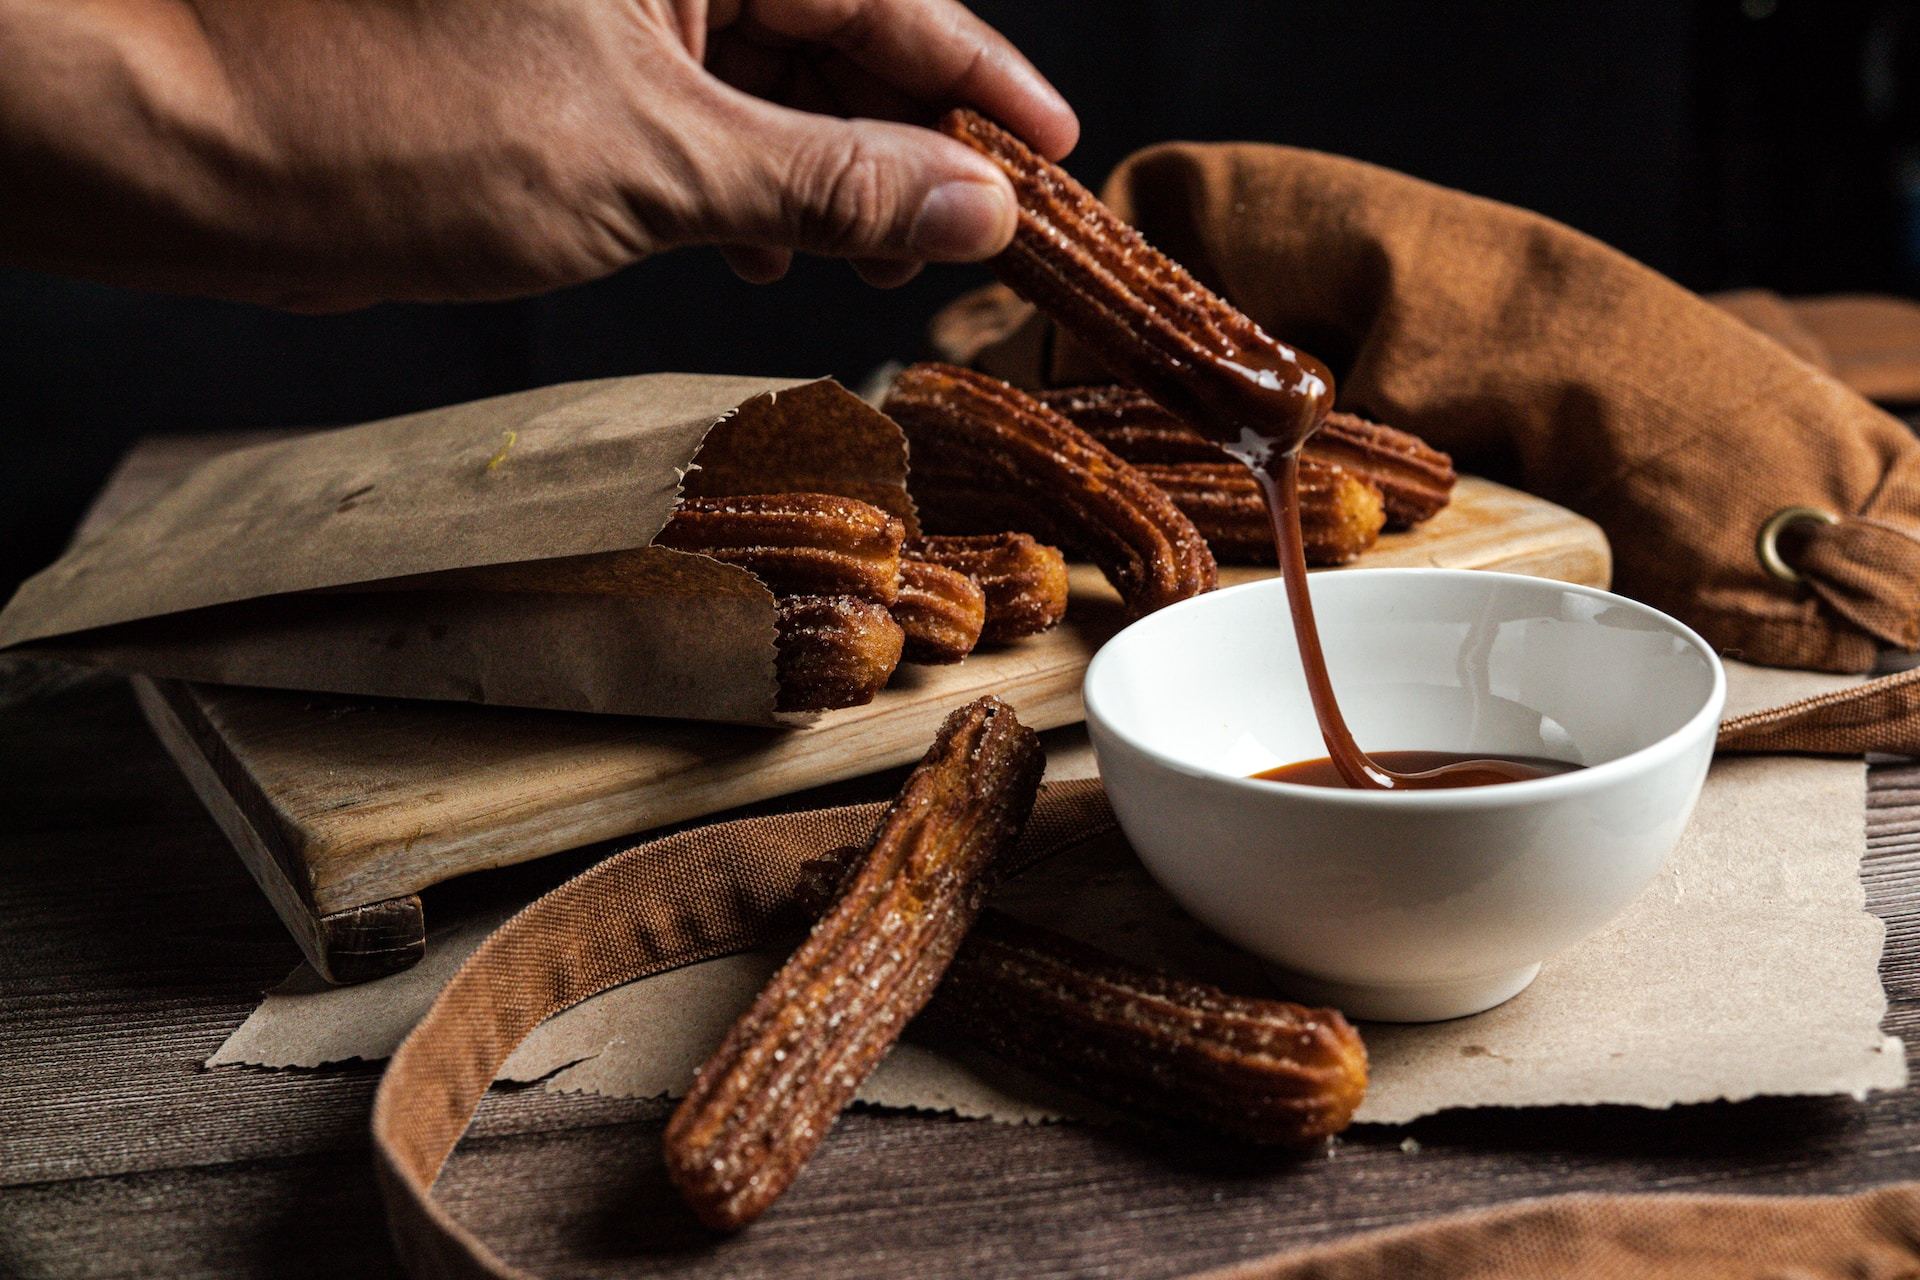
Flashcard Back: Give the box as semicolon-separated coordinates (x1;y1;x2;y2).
82;437;1608;979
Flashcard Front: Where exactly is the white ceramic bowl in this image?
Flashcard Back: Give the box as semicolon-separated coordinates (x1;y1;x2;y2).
1083;569;1725;1022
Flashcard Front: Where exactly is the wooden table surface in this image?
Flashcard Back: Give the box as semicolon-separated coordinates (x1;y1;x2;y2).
5;466;1920;1279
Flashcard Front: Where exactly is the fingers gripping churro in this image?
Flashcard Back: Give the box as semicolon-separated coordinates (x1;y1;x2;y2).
941;109;1334;457
885;362;1216;617
658;492;905;604
663;698;1044;1231
893;559;987;665
907;533;1069;643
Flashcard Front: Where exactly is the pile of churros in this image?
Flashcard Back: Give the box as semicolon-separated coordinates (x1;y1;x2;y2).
674;351;1429;713
1040;385;1457;563
890;364;1453;577
655;360;1451;711
653;493;1068;710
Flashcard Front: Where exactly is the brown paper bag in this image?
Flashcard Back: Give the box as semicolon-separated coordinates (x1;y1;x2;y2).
0;375;913;724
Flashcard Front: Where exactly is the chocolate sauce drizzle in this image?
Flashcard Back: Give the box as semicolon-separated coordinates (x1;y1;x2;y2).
1201;354;1559;791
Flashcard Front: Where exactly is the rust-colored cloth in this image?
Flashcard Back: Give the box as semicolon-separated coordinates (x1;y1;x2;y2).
936;145;1920;673
1720;665;1920;755
1202;1187;1920;1279
372;777;1118;1280
371;679;1919;1279
1715;290;1920;406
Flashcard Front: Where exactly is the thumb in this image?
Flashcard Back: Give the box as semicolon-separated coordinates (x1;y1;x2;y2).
683;97;1017;262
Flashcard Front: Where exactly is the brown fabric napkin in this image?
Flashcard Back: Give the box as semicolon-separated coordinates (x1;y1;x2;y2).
935;145;1920;674
372;777;1117;1280
1715;290;1920;406
1205;1187;1920;1280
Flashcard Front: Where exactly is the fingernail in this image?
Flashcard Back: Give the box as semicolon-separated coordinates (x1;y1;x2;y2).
908;180;1014;259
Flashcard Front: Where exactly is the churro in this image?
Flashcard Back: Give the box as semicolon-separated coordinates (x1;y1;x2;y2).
907;533;1069;643
893;559;987;664
774;595;904;711
663;698;1043;1230
886;362;1215;617
658;492;904;604
1138;461;1386;565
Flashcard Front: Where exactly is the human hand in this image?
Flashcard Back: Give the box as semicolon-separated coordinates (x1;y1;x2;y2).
0;0;1077;307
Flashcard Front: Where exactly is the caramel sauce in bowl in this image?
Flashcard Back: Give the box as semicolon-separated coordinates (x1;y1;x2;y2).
1082;569;1725;1022
1251;750;1581;789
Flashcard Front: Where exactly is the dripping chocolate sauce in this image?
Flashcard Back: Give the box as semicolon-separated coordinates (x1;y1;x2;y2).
1201;349;1569;791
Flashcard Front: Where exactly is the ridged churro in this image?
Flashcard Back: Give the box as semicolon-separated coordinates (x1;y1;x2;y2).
1041;386;1455;528
1305;414;1455;527
907;533;1069;643
942;109;1334;456
663;697;1043;1230
774;595;904;712
1037;385;1232;464
893;559;987;665
658;492;905;604
920;910;1368;1145
886;362;1215;617
1138;461;1386;565
788;849;1370;1146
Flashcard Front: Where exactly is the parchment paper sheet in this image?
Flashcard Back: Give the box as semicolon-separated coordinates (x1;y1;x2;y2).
209;665;1907;1124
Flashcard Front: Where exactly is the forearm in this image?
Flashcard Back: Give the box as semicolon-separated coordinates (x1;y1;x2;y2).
0;1;269;296
0;0;1074;308
1;1;530;305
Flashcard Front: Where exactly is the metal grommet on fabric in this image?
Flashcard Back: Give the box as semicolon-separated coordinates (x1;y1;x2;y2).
1756;506;1841;584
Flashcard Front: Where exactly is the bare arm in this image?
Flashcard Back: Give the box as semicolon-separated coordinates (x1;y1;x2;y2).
0;0;1077;308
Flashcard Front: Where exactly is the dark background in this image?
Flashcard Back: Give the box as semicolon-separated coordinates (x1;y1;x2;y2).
3;0;1917;597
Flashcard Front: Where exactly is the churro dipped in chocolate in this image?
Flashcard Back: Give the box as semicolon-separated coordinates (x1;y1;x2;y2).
885;363;1215;617
1040;386;1456;528
946;116;1506;790
658;492;905;604
774;595;904;712
907;533;1069;643
892;559;987;664
941;109;1334;459
663;697;1043;1231
1138;461;1386;566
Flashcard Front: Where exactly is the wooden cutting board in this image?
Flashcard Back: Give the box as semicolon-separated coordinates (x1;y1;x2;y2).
94;436;1609;982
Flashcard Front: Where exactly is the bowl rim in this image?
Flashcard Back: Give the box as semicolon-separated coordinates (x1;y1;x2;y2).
1082;568;1728;809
